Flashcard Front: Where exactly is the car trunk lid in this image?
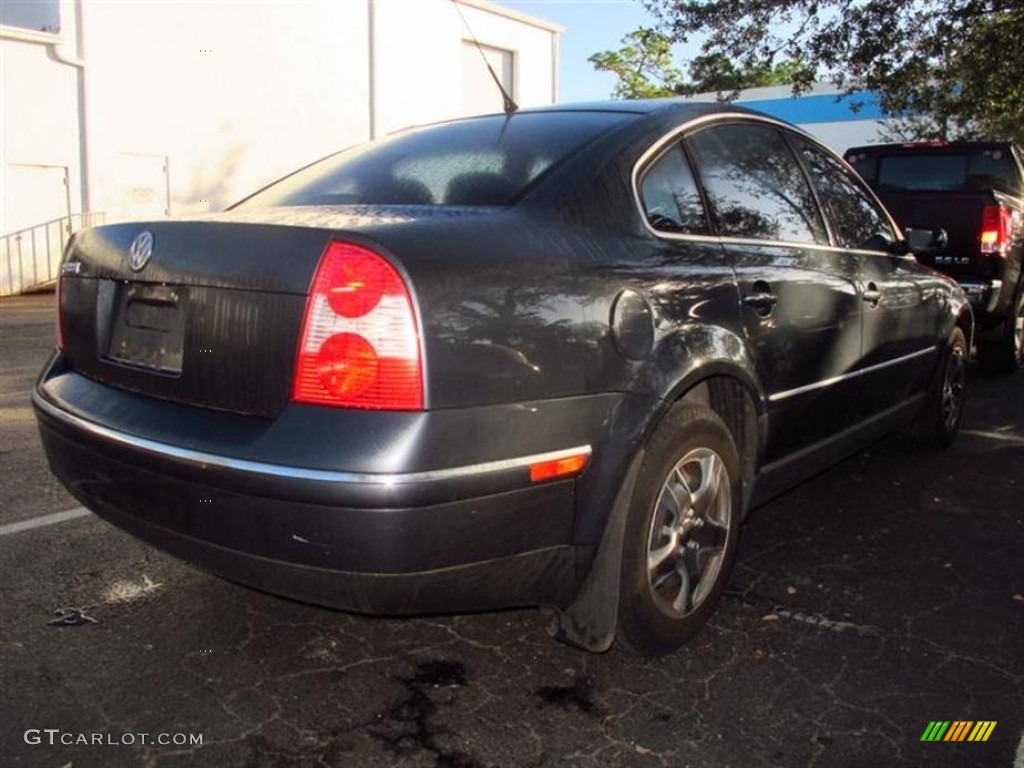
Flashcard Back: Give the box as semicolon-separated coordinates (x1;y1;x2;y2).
57;207;466;417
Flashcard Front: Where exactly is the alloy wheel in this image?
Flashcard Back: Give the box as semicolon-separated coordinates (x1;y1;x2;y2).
645;447;731;618
942;343;966;434
1014;294;1024;366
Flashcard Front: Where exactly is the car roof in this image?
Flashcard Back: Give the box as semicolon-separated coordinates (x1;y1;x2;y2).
387;99;770;144
516;98;760;119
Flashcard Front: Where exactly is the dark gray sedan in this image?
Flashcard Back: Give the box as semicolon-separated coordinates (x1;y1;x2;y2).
34;101;971;654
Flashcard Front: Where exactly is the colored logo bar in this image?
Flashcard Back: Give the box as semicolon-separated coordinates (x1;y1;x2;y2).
921;721;997;742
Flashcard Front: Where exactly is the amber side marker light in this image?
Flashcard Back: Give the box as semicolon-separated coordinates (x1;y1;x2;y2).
529;452;590;483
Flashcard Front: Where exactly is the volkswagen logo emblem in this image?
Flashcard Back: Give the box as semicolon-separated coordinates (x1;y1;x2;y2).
128;231;154;272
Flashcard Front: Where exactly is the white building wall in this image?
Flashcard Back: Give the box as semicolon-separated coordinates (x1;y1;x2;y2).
3;0;560;239
82;0;372;219
796;120;892;152
726;83;897;153
0;0;83;235
373;0;558;135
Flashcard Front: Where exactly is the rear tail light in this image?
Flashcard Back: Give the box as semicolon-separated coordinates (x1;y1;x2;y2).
980;204;1014;255
293;240;423;410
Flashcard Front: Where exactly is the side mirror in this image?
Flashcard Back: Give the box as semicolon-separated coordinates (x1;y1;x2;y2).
904;227;948;255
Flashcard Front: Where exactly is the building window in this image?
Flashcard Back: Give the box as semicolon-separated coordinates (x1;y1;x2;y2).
462;41;514;116
1;0;60;33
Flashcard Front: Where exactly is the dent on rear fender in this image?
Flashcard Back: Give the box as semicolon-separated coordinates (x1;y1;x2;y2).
588;296;760;405
645;326;757;402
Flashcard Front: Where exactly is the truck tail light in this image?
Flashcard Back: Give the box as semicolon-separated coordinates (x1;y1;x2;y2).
980;204;1013;255
293;240;423;410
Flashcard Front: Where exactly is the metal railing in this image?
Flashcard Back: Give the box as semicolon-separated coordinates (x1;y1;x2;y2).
0;213;105;297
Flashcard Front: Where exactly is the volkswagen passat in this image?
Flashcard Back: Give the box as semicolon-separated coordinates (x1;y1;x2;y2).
34;102;971;654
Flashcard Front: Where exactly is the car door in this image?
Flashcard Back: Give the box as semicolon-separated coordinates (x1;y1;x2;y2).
629;137;742;379
793;137;941;422
684;120;863;466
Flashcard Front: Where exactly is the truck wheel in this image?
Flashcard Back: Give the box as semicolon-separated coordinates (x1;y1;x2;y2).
911;326;967;450
617;405;741;655
978;285;1023;374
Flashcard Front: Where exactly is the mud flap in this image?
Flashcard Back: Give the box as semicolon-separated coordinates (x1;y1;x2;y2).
547;450;644;653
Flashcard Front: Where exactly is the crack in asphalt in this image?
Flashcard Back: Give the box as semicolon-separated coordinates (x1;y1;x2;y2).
725;586;1023;684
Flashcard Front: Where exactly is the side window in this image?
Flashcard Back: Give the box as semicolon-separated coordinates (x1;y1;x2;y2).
797;138;897;252
639;143;710;235
0;1;60;33
686;123;828;245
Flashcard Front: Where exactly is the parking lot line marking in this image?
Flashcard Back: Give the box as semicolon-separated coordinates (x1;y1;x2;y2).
960;429;1024;446
0;507;91;536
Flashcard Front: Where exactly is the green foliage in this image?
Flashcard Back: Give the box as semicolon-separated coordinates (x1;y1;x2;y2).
639;0;1024;144
588;29;684;99
680;54;815;98
589;31;811;100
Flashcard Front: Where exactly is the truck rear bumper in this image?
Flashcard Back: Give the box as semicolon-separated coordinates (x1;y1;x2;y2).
961;280;1002;318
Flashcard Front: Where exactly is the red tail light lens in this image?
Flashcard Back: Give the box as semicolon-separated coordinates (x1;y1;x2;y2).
980;204;1013;254
293;241;423;410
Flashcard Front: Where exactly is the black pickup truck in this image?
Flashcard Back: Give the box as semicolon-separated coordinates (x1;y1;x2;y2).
845;141;1024;372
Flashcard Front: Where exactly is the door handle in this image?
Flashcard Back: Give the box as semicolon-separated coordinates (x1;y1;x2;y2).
863;282;882;306
743;292;778;314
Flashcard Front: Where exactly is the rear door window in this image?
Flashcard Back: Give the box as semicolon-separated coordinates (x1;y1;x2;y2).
686;122;828;245
638;143;710;235
797;138;897;252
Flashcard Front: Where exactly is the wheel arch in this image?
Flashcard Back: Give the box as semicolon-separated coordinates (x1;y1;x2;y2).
552;367;764;653
956;305;975;351
673;373;761;516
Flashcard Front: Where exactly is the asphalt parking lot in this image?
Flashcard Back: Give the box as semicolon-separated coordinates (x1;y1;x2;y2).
1;292;1021;768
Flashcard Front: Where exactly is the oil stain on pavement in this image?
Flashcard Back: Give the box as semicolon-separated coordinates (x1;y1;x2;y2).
370;659;482;768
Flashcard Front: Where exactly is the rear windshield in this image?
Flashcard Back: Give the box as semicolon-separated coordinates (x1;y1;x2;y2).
846;148;1020;195
235;111;634;209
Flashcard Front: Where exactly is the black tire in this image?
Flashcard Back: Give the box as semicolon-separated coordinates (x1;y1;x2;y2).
911;326;968;451
616;404;742;656
977;285;1023;374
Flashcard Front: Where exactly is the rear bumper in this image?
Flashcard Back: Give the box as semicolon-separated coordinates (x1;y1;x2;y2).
48;473;587;615
33;364;617;613
960;280;1003;318
961;274;1019;334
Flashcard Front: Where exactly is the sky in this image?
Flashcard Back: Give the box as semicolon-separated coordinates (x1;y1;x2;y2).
500;0;688;103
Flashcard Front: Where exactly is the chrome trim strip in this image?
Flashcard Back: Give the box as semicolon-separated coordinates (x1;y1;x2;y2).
32;392;592;486
630;111;903;250
768;346;937;403
713;236;898;258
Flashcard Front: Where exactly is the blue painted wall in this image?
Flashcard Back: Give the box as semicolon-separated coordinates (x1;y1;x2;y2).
735;91;884;124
